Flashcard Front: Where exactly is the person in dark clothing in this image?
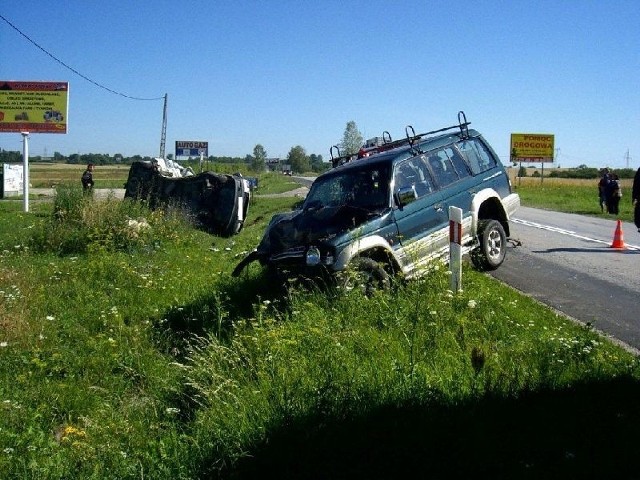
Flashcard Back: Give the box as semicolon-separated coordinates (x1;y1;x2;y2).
632;167;640;232
598;168;610;212
607;173;622;215
81;163;95;193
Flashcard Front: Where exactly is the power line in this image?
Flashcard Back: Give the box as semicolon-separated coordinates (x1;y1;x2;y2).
0;12;164;101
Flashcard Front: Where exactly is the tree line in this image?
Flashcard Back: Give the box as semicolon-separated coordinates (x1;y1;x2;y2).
0;121;373;174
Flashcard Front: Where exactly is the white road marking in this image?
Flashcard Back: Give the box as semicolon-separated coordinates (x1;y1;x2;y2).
512;218;640;251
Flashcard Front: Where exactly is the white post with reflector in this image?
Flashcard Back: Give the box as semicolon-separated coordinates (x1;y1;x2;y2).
449;206;463;292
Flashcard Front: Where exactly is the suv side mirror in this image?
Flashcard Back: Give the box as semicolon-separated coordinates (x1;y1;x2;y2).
395;186;417;207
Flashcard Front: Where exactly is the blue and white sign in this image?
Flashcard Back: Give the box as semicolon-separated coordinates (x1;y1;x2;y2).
175;140;208;157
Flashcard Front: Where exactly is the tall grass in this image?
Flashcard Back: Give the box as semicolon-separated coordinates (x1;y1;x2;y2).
1;183;639;478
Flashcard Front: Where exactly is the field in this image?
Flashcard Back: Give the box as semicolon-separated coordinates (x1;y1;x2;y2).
29;163;132;189
1;165;640;478
26;162;303;194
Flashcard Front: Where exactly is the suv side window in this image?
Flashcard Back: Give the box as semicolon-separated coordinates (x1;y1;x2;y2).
457;138;497;175
426;150;459;188
444;146;471;179
394;156;435;199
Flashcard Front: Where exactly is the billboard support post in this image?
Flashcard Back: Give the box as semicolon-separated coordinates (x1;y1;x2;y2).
21;132;29;213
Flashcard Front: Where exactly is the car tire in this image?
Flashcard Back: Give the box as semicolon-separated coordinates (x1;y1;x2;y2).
341;257;390;295
471;219;506;271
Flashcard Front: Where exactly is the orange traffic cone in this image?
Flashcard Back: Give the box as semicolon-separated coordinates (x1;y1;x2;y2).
610;220;626;249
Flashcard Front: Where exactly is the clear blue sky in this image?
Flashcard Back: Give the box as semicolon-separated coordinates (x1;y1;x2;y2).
1;1;639;167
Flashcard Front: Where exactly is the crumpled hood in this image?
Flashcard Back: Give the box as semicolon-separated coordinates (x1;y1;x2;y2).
261;205;377;253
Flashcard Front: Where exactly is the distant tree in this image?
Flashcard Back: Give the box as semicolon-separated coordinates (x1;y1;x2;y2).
53;151;65;162
287;145;310;173
0;150;22;163
340;121;363;156
517;166;527;177
309;153;327;173
251;144;267;172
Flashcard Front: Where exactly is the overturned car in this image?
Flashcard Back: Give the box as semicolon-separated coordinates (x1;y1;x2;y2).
123;159;251;237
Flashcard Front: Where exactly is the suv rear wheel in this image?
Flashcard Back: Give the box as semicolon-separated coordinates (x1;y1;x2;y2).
471;219;506;271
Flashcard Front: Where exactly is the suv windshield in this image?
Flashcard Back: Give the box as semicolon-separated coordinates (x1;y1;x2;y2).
304;164;391;210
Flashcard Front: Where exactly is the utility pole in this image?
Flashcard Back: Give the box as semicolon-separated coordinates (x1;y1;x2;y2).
624;149;631;169
159;93;168;159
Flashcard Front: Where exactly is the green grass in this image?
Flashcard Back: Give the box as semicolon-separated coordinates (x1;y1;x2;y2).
515;182;635;222
1;181;640;478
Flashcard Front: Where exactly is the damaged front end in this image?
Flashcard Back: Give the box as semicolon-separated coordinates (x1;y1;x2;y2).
232;161;393;281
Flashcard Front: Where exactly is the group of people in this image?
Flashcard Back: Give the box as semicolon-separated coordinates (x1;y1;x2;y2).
601;166;640;233
597;168;622;214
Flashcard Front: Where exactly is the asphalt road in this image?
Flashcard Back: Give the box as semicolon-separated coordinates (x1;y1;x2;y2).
491;206;640;351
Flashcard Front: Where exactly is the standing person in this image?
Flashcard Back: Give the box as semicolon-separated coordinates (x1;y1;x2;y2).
607;173;622;215
81;163;95;193
633;166;640;232
598;168;610;213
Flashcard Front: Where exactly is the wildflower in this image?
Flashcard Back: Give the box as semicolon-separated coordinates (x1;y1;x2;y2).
0;342;7;348
165;407;180;415
46;315;55;321
468;300;477;308
3;447;14;454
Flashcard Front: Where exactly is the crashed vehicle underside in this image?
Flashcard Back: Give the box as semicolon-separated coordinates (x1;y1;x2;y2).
123;160;250;237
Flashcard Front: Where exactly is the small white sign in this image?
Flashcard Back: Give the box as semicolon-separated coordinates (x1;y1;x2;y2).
2;163;24;196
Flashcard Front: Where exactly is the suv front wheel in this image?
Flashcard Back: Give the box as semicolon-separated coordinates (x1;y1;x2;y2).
339;257;391;296
471;219;506;271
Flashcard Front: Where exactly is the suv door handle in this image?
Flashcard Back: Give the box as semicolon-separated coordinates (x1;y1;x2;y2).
434;204;444;212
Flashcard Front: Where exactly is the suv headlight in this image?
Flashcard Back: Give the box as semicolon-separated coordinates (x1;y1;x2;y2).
306;246;321;266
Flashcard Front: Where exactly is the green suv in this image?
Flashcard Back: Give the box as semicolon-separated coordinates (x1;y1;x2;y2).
233;112;520;288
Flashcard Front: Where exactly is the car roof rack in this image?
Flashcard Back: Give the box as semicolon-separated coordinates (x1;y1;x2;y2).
330;111;471;168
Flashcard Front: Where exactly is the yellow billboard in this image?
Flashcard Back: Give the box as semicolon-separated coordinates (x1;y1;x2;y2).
510;133;554;162
0;81;69;134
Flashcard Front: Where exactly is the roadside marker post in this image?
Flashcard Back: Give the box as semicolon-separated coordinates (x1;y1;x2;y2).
449;206;463;292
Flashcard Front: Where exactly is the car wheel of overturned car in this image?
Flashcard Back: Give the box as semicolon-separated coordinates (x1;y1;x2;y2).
339;257;390;295
471;219;506;271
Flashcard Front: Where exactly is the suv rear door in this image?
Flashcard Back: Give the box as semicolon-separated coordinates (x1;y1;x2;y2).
457;136;511;198
391;155;448;275
425;145;477;217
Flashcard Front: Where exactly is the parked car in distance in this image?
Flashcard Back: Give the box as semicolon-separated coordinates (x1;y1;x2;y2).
233;112;520;291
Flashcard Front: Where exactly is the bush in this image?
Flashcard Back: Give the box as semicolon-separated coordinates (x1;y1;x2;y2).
28;183;187;255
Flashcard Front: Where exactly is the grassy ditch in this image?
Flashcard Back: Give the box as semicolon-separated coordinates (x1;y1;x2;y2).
1;183;640;478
